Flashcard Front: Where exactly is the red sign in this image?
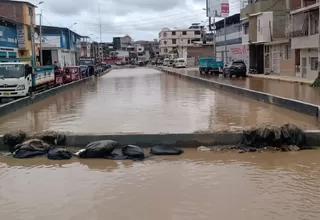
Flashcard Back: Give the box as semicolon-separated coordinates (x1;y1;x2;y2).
221;3;229;14
231;45;247;55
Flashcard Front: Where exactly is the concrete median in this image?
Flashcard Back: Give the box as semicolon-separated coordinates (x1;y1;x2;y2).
0;130;319;150
159;67;320;119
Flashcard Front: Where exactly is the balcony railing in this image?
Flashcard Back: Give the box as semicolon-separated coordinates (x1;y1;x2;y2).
291;0;319;11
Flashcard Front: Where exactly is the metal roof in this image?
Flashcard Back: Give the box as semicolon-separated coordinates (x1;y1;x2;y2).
35;25;83;37
1;0;36;7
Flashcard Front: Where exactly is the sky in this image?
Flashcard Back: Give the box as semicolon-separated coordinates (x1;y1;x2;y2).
26;0;240;42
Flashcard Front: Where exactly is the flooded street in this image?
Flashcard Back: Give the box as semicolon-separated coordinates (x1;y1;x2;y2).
1;149;320;220
0;68;317;133
173;67;320;105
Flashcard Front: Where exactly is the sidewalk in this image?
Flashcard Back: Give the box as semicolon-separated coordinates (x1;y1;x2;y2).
247;74;313;85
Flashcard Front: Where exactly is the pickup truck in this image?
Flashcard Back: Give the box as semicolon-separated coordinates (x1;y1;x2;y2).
199;57;224;75
0;61;54;101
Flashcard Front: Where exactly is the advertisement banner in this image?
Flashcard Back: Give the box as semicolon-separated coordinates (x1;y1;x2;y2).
220;0;230;17
206;0;229;17
16;24;25;49
0;24;17;48
42;35;61;48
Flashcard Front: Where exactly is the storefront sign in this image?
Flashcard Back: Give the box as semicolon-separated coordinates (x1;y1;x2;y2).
220;0;229;17
0;24;17;48
17;24;25;49
42;35;61;48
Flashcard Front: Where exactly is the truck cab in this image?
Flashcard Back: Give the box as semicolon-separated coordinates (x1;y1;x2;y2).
0;62;33;100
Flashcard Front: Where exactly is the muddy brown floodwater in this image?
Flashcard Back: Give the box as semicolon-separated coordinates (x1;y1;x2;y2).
0;68;317;134
1;149;320;220
172;67;320;105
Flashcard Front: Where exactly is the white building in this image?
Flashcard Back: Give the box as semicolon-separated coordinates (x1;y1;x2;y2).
215;13;249;67
158;26;204;59
289;0;319;80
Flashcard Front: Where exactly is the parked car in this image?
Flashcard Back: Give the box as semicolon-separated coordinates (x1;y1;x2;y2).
173;58;187;68
223;60;247;78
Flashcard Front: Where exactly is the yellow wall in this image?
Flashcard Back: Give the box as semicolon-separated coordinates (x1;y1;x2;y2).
18;4;36;60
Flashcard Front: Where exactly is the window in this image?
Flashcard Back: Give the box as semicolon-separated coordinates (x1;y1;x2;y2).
188;39;191;44
182;31;187;35
257;19;260;32
310;57;318;70
172;31;176;35
284;44;292;60
27;26;31;41
310;12;319;35
243;23;249;34
164;48;168;53
194;30;201;35
172;39;176;44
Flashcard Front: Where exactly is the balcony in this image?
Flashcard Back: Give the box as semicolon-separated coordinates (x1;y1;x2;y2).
290;0;319;14
240;0;285;19
290;10;319;49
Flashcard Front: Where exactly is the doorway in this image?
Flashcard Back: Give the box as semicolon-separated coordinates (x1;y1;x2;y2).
301;57;307;78
42;50;52;65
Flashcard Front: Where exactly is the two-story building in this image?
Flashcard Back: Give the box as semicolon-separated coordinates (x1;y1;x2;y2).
35;25;82;66
288;0;319;80
158;26;204;59
0;0;37;60
214;13;249;67
240;0;293;75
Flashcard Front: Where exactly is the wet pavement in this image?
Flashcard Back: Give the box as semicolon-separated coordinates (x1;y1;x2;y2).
166;67;320;105
1;149;320;220
0;68;317;134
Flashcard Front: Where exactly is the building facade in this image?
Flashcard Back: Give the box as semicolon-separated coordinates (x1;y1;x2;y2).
158;25;204;59
35;25;82;66
0;0;37;60
81;37;91;57
288;0;319;80
214;13;249;67
240;0;293;75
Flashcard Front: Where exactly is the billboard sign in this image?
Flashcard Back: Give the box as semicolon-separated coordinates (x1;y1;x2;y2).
0;24;17;48
16;24;26;49
42;35;61;48
221;0;230;17
206;0;229;18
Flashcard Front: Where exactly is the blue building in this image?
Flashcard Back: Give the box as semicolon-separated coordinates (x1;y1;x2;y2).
35;25;82;66
0;17;19;59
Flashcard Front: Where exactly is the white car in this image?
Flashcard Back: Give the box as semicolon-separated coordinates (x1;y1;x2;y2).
173;58;187;68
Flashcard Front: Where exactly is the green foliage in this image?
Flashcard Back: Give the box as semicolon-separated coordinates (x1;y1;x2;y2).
310;76;320;87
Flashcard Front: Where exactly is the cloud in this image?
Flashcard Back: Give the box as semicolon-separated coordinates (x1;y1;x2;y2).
26;0;238;42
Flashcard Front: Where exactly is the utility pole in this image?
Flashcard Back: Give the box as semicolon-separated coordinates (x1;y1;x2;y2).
318;4;320;78
39;9;43;65
29;7;36;66
224;17;227;65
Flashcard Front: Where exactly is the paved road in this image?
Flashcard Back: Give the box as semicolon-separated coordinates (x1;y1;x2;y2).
0;67;317;134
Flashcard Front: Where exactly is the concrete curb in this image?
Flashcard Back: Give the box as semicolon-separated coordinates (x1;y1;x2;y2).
247;74;313;85
0;130;319;150
158;67;320;119
0;69;112;117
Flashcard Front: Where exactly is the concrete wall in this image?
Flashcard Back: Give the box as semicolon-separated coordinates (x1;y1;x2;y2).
299;48;318;80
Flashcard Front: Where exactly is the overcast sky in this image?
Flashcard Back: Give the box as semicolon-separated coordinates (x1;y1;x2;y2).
26;0;240;42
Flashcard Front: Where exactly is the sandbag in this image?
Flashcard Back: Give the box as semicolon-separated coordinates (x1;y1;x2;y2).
13;139;51;159
240;123;307;151
48;148;72;160
75;140;119;158
150;145;184;155
3;130;26;152
35;131;66;145
122;145;145;159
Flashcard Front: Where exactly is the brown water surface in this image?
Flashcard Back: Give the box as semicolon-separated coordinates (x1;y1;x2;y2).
0;149;320;219
0;68;317;133
171;67;320;105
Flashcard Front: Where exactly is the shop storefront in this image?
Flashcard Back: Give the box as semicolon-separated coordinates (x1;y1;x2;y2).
0;19;18;59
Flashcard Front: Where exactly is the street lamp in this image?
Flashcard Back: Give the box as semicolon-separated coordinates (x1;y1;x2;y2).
68;22;77;65
37;1;44;65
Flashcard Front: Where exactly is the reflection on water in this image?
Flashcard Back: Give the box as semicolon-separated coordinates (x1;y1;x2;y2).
0;68;317;134
1;149;320;220
178;68;320;105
